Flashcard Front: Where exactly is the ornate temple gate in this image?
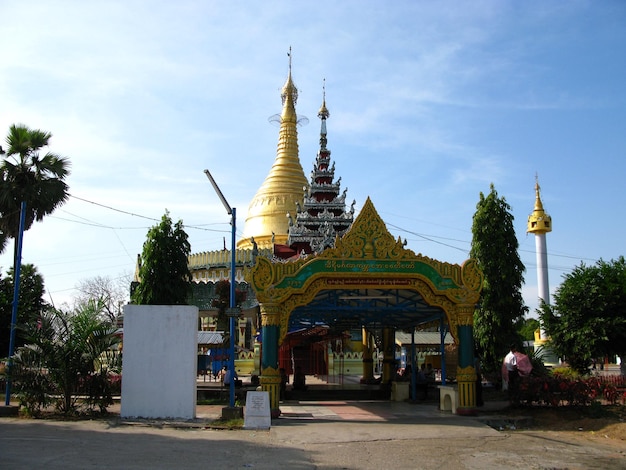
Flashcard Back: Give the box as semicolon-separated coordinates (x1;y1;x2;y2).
246;198;483;417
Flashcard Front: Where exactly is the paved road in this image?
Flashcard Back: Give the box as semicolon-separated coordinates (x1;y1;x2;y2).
1;400;625;469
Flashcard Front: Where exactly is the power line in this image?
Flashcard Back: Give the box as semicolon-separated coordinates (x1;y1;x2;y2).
385;222;469;253
387;221;600;266
67;194;230;233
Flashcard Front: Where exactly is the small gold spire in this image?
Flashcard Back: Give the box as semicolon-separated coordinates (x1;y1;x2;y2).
281;47;298;109
318;78;329;119
527;175;552;234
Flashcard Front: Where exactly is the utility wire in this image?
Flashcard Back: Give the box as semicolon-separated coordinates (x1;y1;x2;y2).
67;194;230;233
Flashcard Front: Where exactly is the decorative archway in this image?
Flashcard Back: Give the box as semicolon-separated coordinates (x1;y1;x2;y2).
246;197;483;416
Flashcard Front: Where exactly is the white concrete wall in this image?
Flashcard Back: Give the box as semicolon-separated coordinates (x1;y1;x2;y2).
121;305;198;419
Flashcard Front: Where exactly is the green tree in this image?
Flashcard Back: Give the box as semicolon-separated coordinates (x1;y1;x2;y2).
470;184;528;375
0;124;70;257
518;317;540;342
539;257;626;375
132;210;191;305
0;264;49;358
10;300;121;415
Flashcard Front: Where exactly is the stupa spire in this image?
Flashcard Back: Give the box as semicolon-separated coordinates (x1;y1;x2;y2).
238;49;308;250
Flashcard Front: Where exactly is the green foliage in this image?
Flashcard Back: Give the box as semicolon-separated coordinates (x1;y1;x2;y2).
8;300;121;415
518;317;539;342
131;210;192;305
0;264;50;357
470;184;528;374
0;124;70;255
539;257;626;374
525;345;551;378
552;366;581;380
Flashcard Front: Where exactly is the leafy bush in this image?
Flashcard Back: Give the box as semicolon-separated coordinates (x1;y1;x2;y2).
517;373;625;407
8;300;121;415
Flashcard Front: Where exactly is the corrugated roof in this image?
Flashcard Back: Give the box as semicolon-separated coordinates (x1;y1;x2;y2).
395;331;454;346
198;331;224;345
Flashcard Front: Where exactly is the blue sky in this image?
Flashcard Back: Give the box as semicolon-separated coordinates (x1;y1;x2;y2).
1;1;625;314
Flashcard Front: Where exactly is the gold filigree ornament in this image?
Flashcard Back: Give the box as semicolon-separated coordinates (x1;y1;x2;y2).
250;257;274;290
456;365;477;383
461;258;483;293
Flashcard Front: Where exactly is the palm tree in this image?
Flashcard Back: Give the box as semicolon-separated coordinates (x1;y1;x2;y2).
0;124;70;257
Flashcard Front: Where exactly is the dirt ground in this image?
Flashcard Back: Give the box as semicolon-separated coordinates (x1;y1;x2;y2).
19;402;626;441
497;404;626;442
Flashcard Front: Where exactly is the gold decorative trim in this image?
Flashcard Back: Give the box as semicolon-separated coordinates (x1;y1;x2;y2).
456;365;477;383
260;366;280;385
456;305;475;326
246;197;483;345
260;303;282;327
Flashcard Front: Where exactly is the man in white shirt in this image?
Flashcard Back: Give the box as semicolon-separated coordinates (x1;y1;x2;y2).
503;345;519;401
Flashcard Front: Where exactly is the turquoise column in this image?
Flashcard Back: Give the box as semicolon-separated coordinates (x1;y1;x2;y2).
456;308;477;414
259;303;282;417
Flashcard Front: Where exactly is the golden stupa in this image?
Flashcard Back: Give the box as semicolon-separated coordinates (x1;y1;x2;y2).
238;56;309;250
527;177;552;234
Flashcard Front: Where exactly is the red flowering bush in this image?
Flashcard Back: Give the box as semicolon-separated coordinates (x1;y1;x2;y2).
516;374;625;407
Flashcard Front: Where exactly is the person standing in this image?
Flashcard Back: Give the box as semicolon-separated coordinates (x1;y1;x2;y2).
223;367;238;387
293;366;307;391
475;356;484;407
279;368;289;400
502;345;519;402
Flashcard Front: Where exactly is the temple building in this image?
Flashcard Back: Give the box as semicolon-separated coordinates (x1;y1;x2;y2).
186;63;357;375
176;57;483;416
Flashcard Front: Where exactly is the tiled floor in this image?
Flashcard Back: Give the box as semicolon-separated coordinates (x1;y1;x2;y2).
278;400;439;421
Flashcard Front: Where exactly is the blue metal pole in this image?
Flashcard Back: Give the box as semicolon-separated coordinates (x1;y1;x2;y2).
203;170;238;409
229;207;236;408
5;201;27;406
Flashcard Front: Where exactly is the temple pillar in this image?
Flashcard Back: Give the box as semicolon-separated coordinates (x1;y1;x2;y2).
381;327;396;383
237;318;247;350
361;327;374;383
455;306;477;415
259;302;282;417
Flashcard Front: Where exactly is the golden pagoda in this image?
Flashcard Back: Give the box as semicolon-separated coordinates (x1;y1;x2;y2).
238;52;309;250
527;178;552;234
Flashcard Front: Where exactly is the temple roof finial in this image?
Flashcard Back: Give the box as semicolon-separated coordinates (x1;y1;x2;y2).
288;46;292;73
281;47;298;108
534;173;544;211
317;79;330;151
318;78;330;120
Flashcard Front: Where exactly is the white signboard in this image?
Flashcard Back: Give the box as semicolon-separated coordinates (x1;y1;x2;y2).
244;391;271;429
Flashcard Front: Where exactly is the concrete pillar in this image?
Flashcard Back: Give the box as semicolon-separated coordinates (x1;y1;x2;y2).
361;327;374;382
382;327;396;383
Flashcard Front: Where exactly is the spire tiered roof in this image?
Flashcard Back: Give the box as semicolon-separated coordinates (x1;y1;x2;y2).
286;82;355;255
